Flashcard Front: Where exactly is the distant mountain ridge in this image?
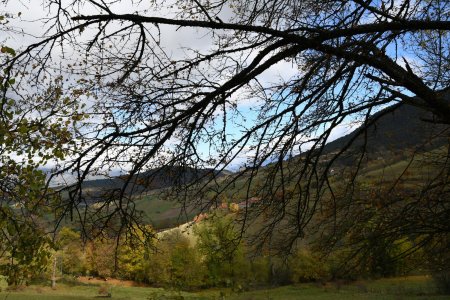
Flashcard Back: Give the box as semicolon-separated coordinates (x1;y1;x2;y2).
78;166;232;200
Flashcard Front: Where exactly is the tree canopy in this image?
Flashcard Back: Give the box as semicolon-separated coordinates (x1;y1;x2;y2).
1;0;449;256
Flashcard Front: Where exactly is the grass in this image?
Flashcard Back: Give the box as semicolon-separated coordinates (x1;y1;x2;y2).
0;276;447;300
219;276;447;300
133;191;201;229
361;146;447;180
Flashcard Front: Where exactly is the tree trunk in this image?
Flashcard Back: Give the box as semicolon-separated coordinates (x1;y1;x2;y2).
51;255;57;289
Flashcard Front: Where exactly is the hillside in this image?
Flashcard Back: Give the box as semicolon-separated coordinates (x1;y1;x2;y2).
67;103;448;229
324;104;447;158
197;103;449;203
76;166;232;200
73;104;446;200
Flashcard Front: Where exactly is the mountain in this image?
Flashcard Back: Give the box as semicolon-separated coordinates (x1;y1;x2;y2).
65;103;448;216
323;103;448;161
77;166;232;201
57;103;448;229
66;104;446;199
135;166;232;190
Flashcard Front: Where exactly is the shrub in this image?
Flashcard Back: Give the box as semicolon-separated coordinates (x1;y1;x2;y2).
289;249;329;283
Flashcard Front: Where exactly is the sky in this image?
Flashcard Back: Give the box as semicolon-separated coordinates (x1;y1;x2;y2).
2;0;361;181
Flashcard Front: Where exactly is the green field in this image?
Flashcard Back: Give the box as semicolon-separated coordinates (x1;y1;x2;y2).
0;276;447;300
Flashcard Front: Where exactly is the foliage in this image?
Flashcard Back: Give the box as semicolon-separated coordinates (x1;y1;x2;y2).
142;242;172;286
116;225;155;282
193;212;274;288
289;249;329;283
313;165;450;279
164;230;206;290
57;225;156;280
83;238;115;278
37;227;148;282
0;13;84;286
0;162;54;285
140;229;206;289
0;221;52;286
194;213;249;287
56;227;86;275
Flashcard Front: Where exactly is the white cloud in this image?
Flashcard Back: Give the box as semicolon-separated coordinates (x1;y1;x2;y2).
2;1;360;178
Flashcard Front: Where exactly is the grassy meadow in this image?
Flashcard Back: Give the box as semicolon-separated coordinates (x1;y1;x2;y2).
0;275;447;300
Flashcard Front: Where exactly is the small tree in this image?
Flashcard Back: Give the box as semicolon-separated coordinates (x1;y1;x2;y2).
56;227;86;276
194;213;250;287
143;229;205;289
116;225;155;282
84;238;115;278
166;231;205;290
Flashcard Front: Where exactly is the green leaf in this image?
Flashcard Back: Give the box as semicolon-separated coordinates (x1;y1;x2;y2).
5;110;13;120
1;46;16;56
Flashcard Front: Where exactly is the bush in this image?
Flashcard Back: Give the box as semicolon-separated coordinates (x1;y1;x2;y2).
248;256;270;287
289;249;329;283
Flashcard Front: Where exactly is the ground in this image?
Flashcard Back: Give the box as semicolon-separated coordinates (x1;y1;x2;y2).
0;275;447;299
